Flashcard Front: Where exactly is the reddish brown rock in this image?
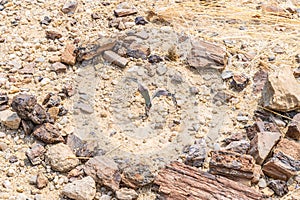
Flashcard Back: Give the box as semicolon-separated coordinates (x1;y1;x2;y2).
36;173;48;189
25;143;46;165
84;156;121;191
253;69;268;94
286;113;300;140
46;30;62;40
61;43;76;66
274;138;300;160
32;123;64;144
245;121;279;140
21;120;35;135
248;131;281;165
209;150;255;186
231;74;249;91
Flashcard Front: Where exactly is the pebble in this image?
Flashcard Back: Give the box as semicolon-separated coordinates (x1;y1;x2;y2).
156;64;167;75
258;178;267;188
7;168;16;177
3;180;12;189
221;70;233;80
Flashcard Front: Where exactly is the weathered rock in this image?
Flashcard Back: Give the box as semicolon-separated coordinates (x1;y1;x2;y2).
62;176;96;200
224;140;250;154
67;134;99;157
84;156;121;191
115;188;138;200
222;132;246;145
36;173;48;189
26;143;46;165
62;1;78;14
21;120;34;135
268;180;288;197
0;93;8;105
230;74;249;91
135;16;148;25
114;8;137;17
209;150;255;185
42;93;62;108
261;65;300;111
45;30;62;40
286;113;300;140
253;69;268;94
248;131;281;165
47;107;59;121
121;164;155;189
32;123;64;144
61;43;76;66
50;62;67;73
245;121;279;140
187;39;225;70
148;55;163;64
68;165;85;179
182;138;207;167
273;138;300;160
103;50;129;68
0;109;21;129
46;143;80;172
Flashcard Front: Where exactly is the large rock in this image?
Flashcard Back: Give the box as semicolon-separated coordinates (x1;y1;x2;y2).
61;176;96;200
261;65;300;111
84;156;121;191
0;109;21;129
248;131;281;165
45;143;79;172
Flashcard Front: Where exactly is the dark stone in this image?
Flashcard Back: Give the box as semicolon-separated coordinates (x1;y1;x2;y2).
26;143;46;165
0;93;8;105
135;17;148;25
9;155;18;163
67;134;99;157
268;180;288;197
91;13;101;20
45;30;62;40
121;164;155;188
231;74;249;91
148;55;163;64
40;16;51;26
183;138;207;167
126;49;147;60
32;123;64;144
21;120;34;135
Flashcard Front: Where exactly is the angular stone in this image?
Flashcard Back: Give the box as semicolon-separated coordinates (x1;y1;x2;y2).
0;93;8;105
115;188;138;200
245;121;279;140
224;140;250;154
209;150;255;186
286;113;300;140
230;74;249;91
103;50;128;68
62;1;78;14
67;134;99;157
84;156;121;191
36;173;48;189
0;109;21;129
50;62;67;73
26;144;46;165
268;180;288;197
21;120;34;135
253;69;268;94
32;123;64;144
47;107;59;121
248;131;281;165
114;9;137;17
46;143;80;172
61;176;96;200
261;65;300;111
61;43;76;66
274;138;300;160
182;138;207;167
45;30;62;40
121;164;155;189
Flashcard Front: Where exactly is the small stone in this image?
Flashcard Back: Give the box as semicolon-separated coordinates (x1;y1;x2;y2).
115;188;138;200
114;9;137;17
0;142;8;151
36;173;48;189
62;1;78;14
258;178;267;188
236;115;249;122
268;180;288;197
231;74;249;91
50;62;67;73
135;17;148;25
40;16;51;26
61;176;96;200
156;64;167;75
67;134;99;157
47;107;60;121
46;143;80;172
148;55;162;64
224;140;250;154
286;113;300;140
45;30;62;40
261;187;274;197
189;87;199;95
103;50;129;68
26;144;46;165
32;123;64;144
3;180;11;189
183;138;207;167
40;78;50;86
7;168;15;177
221;70;233;80
91;13;101;19
99;195;112;200
0;109;21;129
61;43;76;66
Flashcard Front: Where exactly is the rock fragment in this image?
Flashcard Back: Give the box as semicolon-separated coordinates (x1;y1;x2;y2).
261;65;300;111
115;188;138;200
61;43;76;66
103;50;128;68
182;138;207;167
114;8;137;17
62;176;96;200
230;74;249;91
268;180;288;197
45;30;62;40
67;134;99;157
0;109;21;129
32;123;64;144
62;1;78;14
135;17;148;25
46;143;80;172
84;156;121;191
26;144;46;165
286;113;300;140
224;140;250;154
50;62;67;73
36;173;48;189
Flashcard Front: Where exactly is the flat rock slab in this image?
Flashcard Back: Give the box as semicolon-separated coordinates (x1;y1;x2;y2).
62;176;96;200
154;161;263;200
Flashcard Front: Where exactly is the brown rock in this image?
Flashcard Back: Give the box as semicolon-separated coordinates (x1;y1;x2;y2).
231;74;249;91
248;131;281;165
114;9;137;17
47;107;60;121
246;121;279;140
46;30;62;40
253;69;268;94
84;156;121;191
224;140;250;154
274;138;300;160
103;50;129;68
50;62;67;73
0;109;21;129
261;65;300;111
252;164;262;184
32;123;64;144
115;188;138;200
26;143;46;165
268;180;288;197
121;164;155;189
36;173;48;189
61;43;76;66
286;113;300;140
67;134;99;157
21;120;34;135
209;150;255;186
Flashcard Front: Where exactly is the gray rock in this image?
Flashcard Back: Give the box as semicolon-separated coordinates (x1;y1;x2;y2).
46;143;79;172
225;140;250;154
0;109;21;129
62;176;96;200
62;1;78;14
103;50;129;68
26;143;46;166
221;70;233;80
156;64;167;75
258;178;267;188
115;188;138;200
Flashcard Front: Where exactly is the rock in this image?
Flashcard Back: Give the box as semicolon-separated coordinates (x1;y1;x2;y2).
84;156;121;191
45;30;62;40
36;173;48;189
103;50;129;68
61;176;96;200
148;55;163;64
268;180;288;197
245;121;279;140
114;7;137;17
261;187;274;197
68;165;85;179
253;69;268;94
156;64;167;76
182;138;207;167
46;143;80;172
47;107;60;121
91;13;101;20
61;43;76;66
26;143;46;165
18;63;35;74
135;17;148;25
121;164;155;189
32;123;64;144
0;109;21;129
21;120;35;135
222;132;246;145
230;74;249;91
187;39;225;70
221;70;233;80
273;138;300;160
42;93;62;108
115;188;138;200
0;93;8;105
62;1;78;14
40;16;51;25
50;62;67;73
224;140;250;154
209;150;255;186
286;113;300;140
67;134;99;157
258;178;267;188
248;131;281;165
261;65;300;111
